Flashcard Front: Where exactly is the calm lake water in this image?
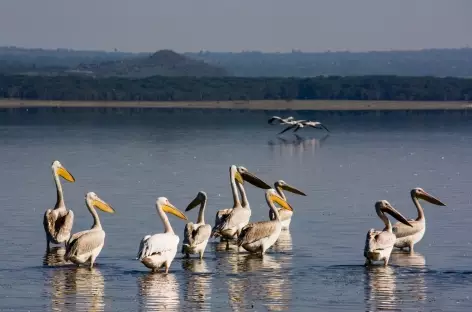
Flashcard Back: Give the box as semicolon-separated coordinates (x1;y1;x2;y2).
1;108;472;311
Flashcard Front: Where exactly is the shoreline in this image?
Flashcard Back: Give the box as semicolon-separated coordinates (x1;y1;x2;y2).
0;99;471;111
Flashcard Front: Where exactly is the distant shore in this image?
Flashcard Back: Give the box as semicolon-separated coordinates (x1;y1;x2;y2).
0;99;471;111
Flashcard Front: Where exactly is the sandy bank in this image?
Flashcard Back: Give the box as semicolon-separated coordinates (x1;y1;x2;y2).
0;99;471;111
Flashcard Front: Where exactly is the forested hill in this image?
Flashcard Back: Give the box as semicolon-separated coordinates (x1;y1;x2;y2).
185;48;472;77
1;74;471;102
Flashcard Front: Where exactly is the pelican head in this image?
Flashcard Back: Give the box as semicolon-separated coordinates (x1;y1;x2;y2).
237;166;271;189
411;188;446;206
186;191;207;212
375;200;412;227
157;197;188;220
52;160;75;182
266;189;293;211
86;192;115;213
275;180;307;196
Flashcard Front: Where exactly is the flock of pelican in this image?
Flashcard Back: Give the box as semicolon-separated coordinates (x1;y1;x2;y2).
268;115;330;134
43;157;445;273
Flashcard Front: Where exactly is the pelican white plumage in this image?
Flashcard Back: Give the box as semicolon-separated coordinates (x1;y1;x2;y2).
237;189;293;255
65;192;115;268
212;165;271;241
43;160;76;250
364;200;412;266
182;191;212;259
279;120;330;134
137;197;188;273
268;116;297;125
268;180;306;230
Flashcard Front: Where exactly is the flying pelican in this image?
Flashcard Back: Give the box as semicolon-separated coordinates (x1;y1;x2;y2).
237;189;293;255
393;188;446;253
137;197;188;273
213;165;271;239
268;116;296;125
364;200;413;266
279;120;330;134
268;180;306;230
182;191;212;259
43;160;76;250
65;192;115;268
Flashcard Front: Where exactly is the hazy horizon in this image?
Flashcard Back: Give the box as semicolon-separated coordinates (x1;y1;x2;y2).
0;0;470;53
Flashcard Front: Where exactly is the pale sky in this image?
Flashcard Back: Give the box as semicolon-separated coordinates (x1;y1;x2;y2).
0;0;470;53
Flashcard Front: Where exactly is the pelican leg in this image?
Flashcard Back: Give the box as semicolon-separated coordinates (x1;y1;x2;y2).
199;251;204;260
164;263;170;274
383;257;389;267
46;236;50;251
364;258;372;266
408;242;415;254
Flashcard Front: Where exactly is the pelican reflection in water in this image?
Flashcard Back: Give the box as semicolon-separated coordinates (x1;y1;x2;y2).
137;273;180;312
182;259;212;311
268;133;329;157
364;266;397;312
224;253;292;312
45;265;105;312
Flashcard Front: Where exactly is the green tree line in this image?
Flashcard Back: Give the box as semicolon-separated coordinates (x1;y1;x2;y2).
0;74;471;101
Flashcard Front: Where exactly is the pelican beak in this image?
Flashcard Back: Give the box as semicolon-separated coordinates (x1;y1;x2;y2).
234;170;244;185
185;195;201;212
269;193;294;211
163;202;188;221
241;171;271;189
281;183;307;196
384;203;412;227
418;190;446;206
57;166;75;182
93;198;115;214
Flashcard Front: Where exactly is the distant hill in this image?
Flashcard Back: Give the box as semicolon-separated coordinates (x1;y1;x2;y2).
2;46;472;77
75;50;227;77
185;48;472;77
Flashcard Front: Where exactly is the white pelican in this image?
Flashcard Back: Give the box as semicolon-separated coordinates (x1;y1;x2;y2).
212;165;271;241
65;192;115;268
364;200;413;266
237;189;293;255
279;120;329;134
268;180;306;230
268;116;300;125
137;197;188;273
182;191;212;259
43;160;76;250
393;188;445;253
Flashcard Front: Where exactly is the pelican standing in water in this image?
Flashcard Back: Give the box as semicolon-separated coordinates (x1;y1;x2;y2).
237;189;293;255
364;200;413;266
65;192;115;268
212;165;271;241
43;160;76;250
182;191;212;259
393;188;446;253
137;197;188;273
268;180;306;230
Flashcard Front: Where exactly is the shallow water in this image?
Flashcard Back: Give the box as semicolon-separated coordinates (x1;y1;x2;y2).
1;109;472;311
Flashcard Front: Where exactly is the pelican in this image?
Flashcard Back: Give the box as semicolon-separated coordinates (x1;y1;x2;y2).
211;165;271;241
137;197;188;273
268;116;297;125
268;180;306;230
279;120;329;134
237;189;293;255
364;200;413;266
182;191;212;259
65;192;115;268
393;188;446;253
43;160;76;250
214;166;271;232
